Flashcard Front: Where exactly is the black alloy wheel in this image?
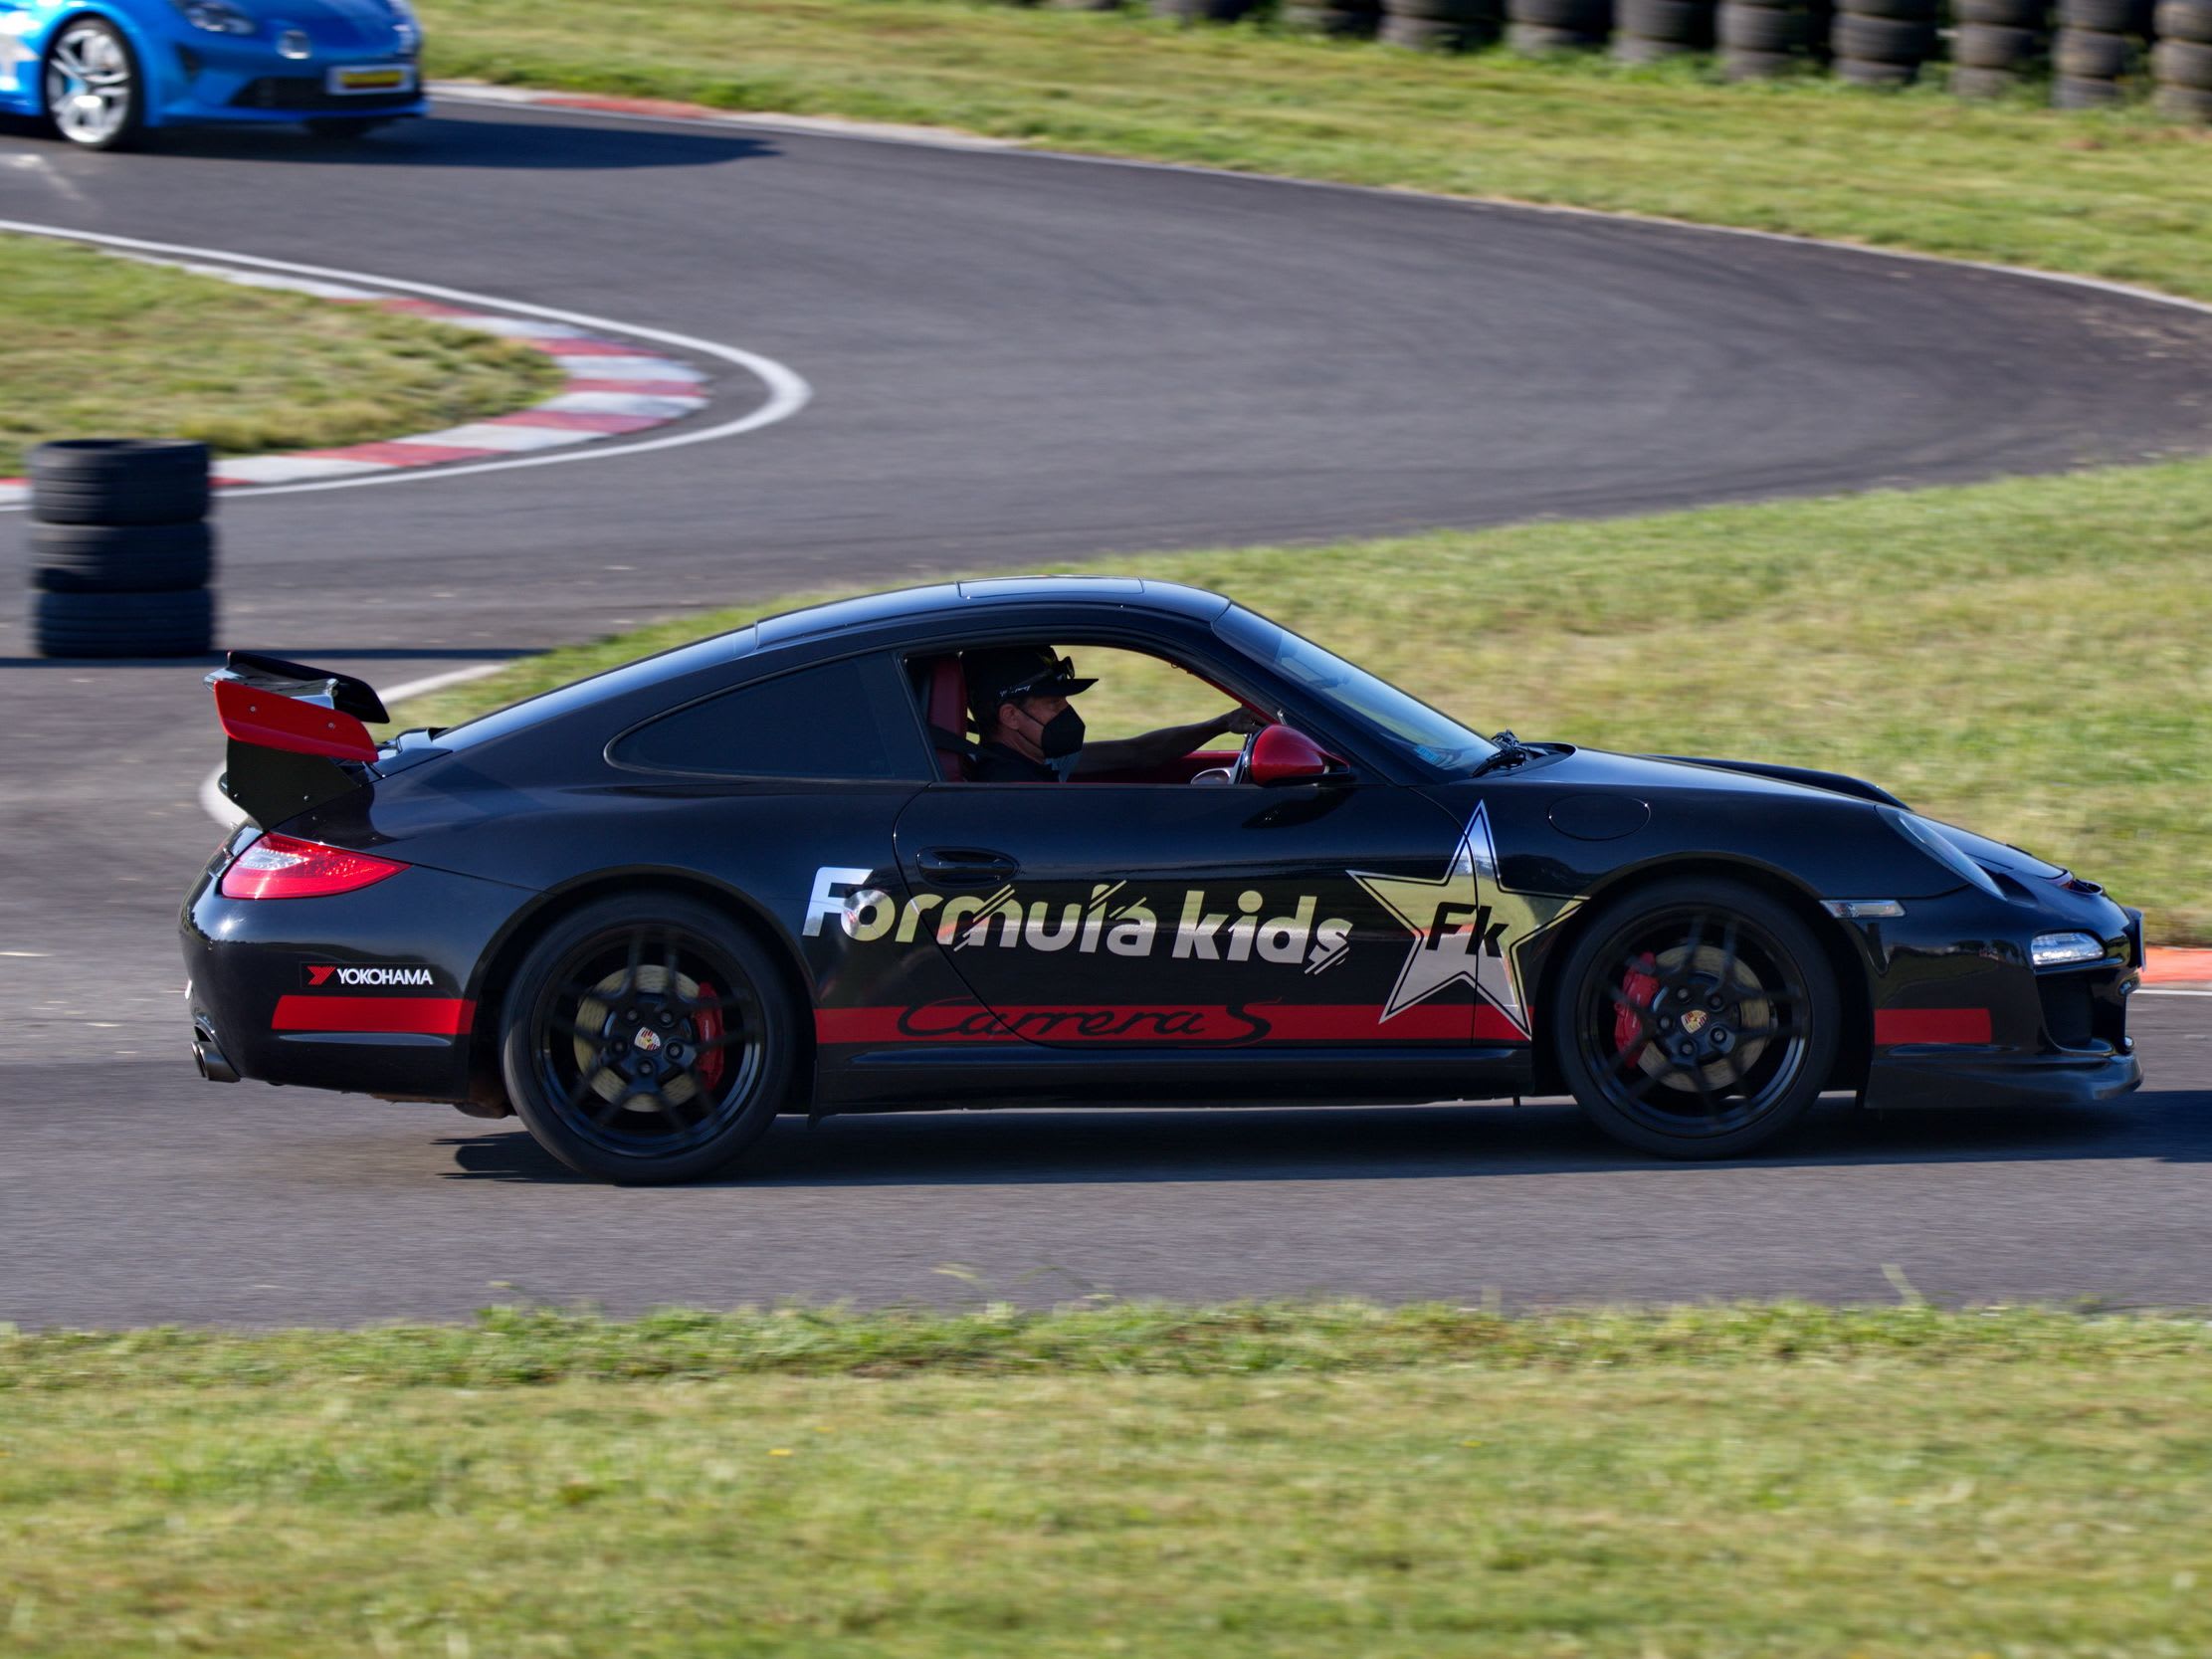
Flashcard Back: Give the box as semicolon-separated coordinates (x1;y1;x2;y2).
500;896;798;1183
1555;877;1840;1158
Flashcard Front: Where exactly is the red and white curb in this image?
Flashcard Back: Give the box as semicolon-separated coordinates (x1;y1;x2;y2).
0;260;712;504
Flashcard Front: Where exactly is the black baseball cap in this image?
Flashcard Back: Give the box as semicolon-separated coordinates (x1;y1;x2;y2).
964;645;1097;718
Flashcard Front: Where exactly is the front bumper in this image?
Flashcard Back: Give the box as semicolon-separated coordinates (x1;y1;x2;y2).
1839;883;2142;1112
148;29;424;126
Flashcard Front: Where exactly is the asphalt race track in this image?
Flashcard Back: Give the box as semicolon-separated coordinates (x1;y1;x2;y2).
3;98;2210;1325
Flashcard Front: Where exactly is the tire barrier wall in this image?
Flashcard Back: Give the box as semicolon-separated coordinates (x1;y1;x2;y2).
1284;0;1383;34
1833;0;1939;84
1718;0;1805;76
1379;0;1501;49
1508;0;1613;51
1008;0;2212;116
27;440;216;660
2154;0;2212;115
1951;0;2046;97
993;0;2211;116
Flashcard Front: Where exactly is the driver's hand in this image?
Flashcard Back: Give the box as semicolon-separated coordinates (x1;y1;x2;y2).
1221;708;1267;737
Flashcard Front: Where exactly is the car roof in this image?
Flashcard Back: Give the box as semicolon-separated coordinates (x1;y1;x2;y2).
751;576;1233;648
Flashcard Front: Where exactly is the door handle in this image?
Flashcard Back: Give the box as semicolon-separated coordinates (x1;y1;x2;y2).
917;847;1020;885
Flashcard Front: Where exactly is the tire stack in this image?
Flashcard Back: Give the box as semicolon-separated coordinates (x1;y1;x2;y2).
1614;0;1715;57
1951;0;2047;95
1285;0;1383;33
1507;0;1612;51
1831;0;1938;83
1718;0;1806;75
28;440;215;660
2052;0;2146;103
2153;0;2212;118
1378;0;1500;46
1150;0;1259;18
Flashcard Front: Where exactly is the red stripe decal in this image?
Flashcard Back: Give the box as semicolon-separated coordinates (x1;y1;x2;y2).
518;337;655;357
273;996;476;1036
1874;1008;1993;1046
814;1002;1515;1045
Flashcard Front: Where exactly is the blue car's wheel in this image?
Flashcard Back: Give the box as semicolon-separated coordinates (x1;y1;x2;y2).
44;17;142;151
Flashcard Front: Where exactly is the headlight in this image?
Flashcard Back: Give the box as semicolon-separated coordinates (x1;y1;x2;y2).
2031;932;2108;968
170;0;257;35
388;0;421;50
1880;807;2005;901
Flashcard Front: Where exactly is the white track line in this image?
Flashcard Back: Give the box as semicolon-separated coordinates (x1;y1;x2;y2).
431;85;2212;327
0;218;811;510
2141;988;2212;997
198;662;508;830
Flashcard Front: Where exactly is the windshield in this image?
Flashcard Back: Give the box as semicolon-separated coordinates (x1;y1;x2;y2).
1216;607;1497;774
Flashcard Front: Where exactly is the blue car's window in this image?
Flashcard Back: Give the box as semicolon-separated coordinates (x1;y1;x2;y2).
1216;607;1498;774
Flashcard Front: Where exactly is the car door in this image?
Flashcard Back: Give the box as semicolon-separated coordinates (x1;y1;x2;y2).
890;770;1513;1052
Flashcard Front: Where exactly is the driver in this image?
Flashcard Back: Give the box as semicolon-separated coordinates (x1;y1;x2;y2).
962;645;1263;783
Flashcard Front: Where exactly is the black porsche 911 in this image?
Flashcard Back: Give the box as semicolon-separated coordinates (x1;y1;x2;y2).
182;577;2143;1182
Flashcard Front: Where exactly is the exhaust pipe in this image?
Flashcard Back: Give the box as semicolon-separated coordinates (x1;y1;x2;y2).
192;1016;239;1084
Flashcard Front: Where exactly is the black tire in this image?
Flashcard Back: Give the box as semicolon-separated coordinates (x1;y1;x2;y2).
1554;877;1842;1160
1282;0;1383;31
1620;0;1713;37
2053;67;2128;96
29;519;213;594
2057;0;2144;29
1151;0;1260;16
1723;42;1805;68
29;439;209;526
1952;61;2030;89
32;587;213;659
1507;19;1607;43
1379;12;1497;41
2154;0;2212;40
1952;21;2042;61
2055;25;2136;69
1956;0;2044;23
1838;0;1936;19
1385;0;1498;17
2154;78;2212;109
1508;0;1611;23
41;17;142;151
304;116;391;138
1615;29;1704;50
1835;12;1936;54
1719;4;1806;49
2152;37;2212;82
499;895;801;1184
1836;50;1924;75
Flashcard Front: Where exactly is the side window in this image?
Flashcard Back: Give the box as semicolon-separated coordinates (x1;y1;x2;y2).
613;657;926;779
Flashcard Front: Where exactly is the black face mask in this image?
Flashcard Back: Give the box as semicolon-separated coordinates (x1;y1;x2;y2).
1036;706;1086;758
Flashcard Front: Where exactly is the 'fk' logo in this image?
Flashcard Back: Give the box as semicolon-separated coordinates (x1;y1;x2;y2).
1350;803;1578;1035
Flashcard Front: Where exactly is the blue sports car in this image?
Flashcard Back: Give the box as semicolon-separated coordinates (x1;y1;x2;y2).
0;0;424;149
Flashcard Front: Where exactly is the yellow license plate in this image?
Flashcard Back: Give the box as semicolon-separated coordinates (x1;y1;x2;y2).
328;66;412;94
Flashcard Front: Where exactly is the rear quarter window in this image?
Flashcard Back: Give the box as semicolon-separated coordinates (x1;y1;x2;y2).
611;657;925;779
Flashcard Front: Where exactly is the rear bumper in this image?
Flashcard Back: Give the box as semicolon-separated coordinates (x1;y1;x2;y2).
180;845;524;1104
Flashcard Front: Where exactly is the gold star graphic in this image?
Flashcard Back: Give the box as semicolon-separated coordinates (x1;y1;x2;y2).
1350;802;1581;1035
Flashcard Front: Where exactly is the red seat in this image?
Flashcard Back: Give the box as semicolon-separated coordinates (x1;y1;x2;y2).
920;656;972;781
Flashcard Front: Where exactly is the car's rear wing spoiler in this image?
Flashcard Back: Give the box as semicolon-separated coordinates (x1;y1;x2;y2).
207;652;388;829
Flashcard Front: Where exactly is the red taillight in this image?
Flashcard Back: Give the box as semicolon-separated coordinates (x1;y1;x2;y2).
219;833;407;901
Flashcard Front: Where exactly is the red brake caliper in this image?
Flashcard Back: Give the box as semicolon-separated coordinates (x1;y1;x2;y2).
694;982;725;1093
1615;954;1661;1062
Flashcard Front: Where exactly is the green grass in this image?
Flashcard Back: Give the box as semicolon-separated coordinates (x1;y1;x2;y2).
425;0;2212;302
403;458;2212;943
6;1304;2212;1657
0;235;562;475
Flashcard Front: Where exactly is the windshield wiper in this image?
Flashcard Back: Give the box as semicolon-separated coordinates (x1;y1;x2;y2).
1466;730;1536;779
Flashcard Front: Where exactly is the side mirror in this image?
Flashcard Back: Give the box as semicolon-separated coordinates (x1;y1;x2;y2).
1249;724;1351;787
